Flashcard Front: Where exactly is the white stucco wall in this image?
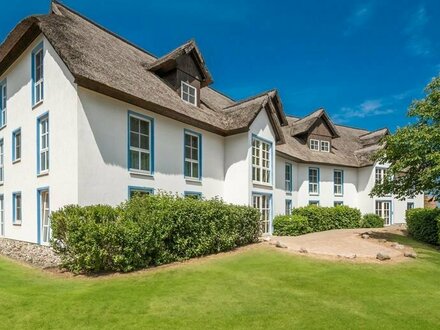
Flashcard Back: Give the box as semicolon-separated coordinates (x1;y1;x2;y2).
0;35;79;243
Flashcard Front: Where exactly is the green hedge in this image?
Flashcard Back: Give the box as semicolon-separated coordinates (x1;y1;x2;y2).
360;213;385;228
273;205;362;236
51;194;260;273
406;208;440;245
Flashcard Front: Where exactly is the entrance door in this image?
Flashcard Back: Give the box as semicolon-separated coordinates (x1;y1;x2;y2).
40;190;50;244
0;195;4;236
375;201;392;225
252;194;271;234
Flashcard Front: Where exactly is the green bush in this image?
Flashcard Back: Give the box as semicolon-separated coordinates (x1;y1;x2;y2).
273;215;310;236
360;213;384;228
273;205;362;236
406;208;440;245
51;194;260;273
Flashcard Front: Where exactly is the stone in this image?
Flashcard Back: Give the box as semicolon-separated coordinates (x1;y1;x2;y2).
391;243;405;250
299;248;308;254
262;236;271;242
378;239;387;243
338;254;356;259
376;252;391;261
361;234;370;239
404;252;417;258
275;241;287;249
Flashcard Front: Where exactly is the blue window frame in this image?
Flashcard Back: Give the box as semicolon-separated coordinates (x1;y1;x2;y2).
184;129;202;180
128;111;154;174
285;163;293;192
184;191;202;199
285;199;292;215
12;128;21;162
0;79;7;127
334;169;344;196
31;42;44;106
308;167;319;195
128;186;154;199
309;200;320;206
37;113;49;174
12;192;22;224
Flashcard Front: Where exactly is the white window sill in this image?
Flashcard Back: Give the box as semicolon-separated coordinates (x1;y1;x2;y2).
12;159;21;164
32;100;43;110
309;193;319;196
13;221;22;226
129;170;154;178
253;181;273;189
286;191;292;196
0;124;6;131
37;171;49;177
334;194;343;197
185;178;202;185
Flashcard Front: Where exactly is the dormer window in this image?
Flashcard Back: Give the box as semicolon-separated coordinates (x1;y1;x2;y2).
181;81;197;106
310;139;319;151
321;141;330;152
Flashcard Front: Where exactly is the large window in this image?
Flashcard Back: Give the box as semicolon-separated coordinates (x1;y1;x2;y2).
184;130;202;180
375;200;392;225
252;137;271;184
285;163;293;192
0;80;6;127
253;194;271;234
128;113;153;173
13;192;22;224
308;167;319;195
181;82;197;106
38;114;49;174
12;129;21;162
0;139;3;183
32;42;44;106
334;170;343;196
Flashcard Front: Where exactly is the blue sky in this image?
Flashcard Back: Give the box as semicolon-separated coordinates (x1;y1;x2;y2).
2;1;439;131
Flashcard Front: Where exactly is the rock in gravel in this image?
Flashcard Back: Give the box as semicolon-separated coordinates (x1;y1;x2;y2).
376;252;391;261
361;234;370;239
391;243;405;250
404;252;417;258
378;239;387;243
262;236;271;242
299;248;308;254
275;241;288;249
338;254;357;259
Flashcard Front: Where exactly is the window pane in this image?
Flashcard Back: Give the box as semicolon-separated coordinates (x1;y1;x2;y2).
184;161;191;177
130;117;138;132
140;135;149;150
130;150;139;169
140;152;150;171
140;120;149;135
191;148;198;160
192;163;199;178
130;132;139;148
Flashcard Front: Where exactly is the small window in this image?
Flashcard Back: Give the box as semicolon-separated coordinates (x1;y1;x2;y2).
32;43;44;105
252;137;271;184
375;168;386;184
285;163;293;192
12;129;21;162
13;192;22;224
128;113;153;173
285;200;292;215
407;202;414;210
334;201;343;207
308;167;319;195
309;139;319;151
38;115;49;174
334;170;343;196
184;191;202;199
181;81;197;106
184;130;202;180
309;200;319;206
129;187;153;199
0;139;3;183
0;80;6;127
321;141;330;152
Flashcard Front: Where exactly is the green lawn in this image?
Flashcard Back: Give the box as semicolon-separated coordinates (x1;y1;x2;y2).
1;235;440;329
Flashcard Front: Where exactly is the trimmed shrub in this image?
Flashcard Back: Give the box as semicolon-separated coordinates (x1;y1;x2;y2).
273;205;362;236
406;208;440;245
360;213;384;228
273;215;310;236
51;194;260;273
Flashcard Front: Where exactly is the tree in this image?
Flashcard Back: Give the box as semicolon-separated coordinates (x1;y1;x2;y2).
371;76;440;200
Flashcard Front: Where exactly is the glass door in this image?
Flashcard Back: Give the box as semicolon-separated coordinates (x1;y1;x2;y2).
375;201;392;225
252;194;271;234
40;191;50;244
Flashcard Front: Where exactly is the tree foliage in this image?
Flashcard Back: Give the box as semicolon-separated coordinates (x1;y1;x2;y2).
371;76;440;200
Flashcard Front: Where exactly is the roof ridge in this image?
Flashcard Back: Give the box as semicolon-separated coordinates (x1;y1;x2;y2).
224;89;276;109
51;1;157;60
358;127;389;137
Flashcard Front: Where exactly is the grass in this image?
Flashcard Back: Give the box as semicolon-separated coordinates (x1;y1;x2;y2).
1;236;440;329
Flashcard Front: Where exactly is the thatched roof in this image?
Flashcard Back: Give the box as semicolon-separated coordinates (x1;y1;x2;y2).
0;1;387;167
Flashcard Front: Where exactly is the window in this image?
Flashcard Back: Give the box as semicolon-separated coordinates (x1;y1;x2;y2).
0;139;3;183
308;167;319;195
321;141;330;152
407;202;414;210
285;199;292;215
252;137;271;184
375;168;386;184
309;200;319;206
13;192;22;224
129;187;153;199
37;114;49;174
309;139;319;151
253;194;271;234
0;195;4;236
376;200;392;225
0;80;6;127
184;191;202;199
285;163;293;192
334;170;343;196
184;130;202;180
181;81;197;105
12;129;21;162
32;42;44;105
128;113;153;173
334;201;343;207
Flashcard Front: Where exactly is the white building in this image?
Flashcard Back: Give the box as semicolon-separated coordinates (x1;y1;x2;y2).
0;2;423;244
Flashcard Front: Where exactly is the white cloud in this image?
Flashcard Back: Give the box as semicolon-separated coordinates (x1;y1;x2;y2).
344;3;374;36
333;98;396;123
405;6;431;57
